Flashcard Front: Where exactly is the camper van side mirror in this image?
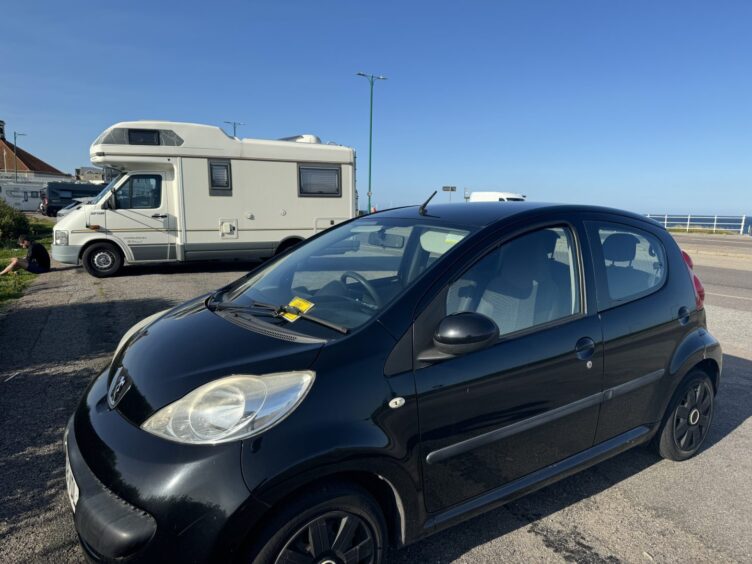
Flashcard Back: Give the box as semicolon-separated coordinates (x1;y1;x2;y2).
103;194;116;210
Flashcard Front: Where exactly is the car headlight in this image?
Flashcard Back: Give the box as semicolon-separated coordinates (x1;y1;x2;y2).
141;371;315;445
54;230;69;246
113;309;170;359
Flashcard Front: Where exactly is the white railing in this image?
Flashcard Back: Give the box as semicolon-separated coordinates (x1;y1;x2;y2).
646;214;748;235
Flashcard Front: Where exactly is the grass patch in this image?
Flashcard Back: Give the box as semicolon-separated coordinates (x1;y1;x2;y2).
0;215;54;305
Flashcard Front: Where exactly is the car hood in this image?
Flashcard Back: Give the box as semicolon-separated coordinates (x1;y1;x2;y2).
109;298;325;425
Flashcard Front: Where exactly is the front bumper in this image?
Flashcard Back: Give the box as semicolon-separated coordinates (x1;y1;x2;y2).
65;417;156;560
52;244;82;265
65;372;265;562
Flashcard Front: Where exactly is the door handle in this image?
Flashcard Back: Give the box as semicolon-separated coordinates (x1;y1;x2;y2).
151;214;167;219
575;337;596;361
678;306;691;325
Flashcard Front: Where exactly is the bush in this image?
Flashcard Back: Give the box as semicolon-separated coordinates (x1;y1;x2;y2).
0;199;31;244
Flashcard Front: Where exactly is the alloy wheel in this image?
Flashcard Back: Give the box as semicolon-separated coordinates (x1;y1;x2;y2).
275;511;376;564
673;380;713;453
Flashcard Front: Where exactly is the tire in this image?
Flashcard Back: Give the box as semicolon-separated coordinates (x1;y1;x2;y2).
654;370;715;461
245;482;387;564
275;239;302;256
82;242;123;278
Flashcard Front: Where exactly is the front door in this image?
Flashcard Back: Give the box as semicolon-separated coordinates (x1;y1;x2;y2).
415;224;604;513
105;173;173;261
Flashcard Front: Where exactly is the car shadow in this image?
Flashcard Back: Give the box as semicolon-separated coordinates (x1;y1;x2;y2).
119;259;262;277
389;353;752;562
0;296;180;553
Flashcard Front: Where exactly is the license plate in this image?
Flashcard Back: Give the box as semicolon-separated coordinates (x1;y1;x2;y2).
65;447;79;513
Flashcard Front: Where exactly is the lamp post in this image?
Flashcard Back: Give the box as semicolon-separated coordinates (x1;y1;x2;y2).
356;72;387;213
223;121;245;137
13;131;26;182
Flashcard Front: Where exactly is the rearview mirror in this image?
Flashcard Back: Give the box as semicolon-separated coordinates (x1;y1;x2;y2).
433;312;499;356
368;231;405;249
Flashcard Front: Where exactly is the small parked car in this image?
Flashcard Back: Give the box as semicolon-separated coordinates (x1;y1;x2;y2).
64;201;720;563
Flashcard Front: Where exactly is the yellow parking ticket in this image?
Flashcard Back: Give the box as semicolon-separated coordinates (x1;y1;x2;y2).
281;297;315;322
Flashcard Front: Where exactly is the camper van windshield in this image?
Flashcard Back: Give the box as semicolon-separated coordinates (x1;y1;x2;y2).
216;218;474;334
90;174;124;204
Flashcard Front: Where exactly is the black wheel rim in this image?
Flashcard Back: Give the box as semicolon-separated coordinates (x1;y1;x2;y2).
275;511;376;564
673;380;713;453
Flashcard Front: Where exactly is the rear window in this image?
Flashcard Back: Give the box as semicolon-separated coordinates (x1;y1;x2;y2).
299;166;341;197
588;222;667;306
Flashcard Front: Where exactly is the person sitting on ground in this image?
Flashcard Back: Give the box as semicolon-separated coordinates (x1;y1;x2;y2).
0;234;51;276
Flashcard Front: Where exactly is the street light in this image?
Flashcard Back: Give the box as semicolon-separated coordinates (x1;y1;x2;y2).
356;72;387;213
13;131;26;182
223;121;245;137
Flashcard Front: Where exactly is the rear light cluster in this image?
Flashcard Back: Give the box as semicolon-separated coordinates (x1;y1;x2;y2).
681;250;705;310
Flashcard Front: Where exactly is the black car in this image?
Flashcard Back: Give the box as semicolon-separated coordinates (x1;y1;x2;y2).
65;202;720;563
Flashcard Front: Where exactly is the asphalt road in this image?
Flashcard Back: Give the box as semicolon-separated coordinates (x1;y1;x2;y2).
0;246;750;562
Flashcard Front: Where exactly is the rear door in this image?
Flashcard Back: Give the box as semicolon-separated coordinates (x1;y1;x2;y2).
415;222;604;513
585;219;680;442
105;173;174;261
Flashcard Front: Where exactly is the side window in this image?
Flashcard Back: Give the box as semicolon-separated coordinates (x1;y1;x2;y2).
115;175;162;209
299;165;341;197
589;222;666;305
209;160;232;196
447;227;581;336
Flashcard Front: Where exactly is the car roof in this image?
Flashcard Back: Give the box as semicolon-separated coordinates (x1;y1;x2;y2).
375;201;656;229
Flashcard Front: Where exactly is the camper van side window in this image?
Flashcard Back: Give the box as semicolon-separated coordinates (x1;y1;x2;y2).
299;165;341;197
209;160;232;196
114;175;162;209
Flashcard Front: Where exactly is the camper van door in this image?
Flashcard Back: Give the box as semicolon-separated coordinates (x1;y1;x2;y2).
104;173;173;261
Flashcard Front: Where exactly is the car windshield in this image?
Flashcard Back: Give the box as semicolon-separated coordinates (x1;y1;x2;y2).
89;174;124;204
218;217;474;333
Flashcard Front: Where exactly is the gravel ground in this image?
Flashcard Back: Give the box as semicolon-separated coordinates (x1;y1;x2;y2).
0;248;750;563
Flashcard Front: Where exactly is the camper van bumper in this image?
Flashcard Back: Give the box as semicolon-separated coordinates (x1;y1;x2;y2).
52;245;82;265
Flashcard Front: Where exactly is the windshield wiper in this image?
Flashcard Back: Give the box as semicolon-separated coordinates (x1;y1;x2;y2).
210;299;349;335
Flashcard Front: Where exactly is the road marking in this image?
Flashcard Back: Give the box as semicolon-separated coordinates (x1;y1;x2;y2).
3;372;21;383
706;292;752;302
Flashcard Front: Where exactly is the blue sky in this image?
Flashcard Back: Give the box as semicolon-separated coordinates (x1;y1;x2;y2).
2;0;751;214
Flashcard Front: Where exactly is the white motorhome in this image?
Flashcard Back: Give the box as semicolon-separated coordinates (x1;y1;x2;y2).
52;121;356;276
468;191;526;202
0;180;45;211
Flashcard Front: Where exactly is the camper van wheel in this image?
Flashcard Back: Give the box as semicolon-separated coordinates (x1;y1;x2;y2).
276;238;303;256
82;242;123;278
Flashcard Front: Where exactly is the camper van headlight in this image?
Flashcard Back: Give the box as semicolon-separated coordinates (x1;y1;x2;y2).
54;230;69;246
141;371;315;445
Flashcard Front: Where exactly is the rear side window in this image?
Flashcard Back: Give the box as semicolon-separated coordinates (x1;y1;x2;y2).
447;226;581;337
588;222;666;306
299;165;341;197
209;160;232;196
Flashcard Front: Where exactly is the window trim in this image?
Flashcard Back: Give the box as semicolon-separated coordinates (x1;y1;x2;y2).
585;220;668;312
442;222;587;344
209;160;232;197
114;174;163;210
298;163;342;198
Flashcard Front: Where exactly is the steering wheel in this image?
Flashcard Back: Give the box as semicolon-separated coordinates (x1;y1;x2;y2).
340;271;382;308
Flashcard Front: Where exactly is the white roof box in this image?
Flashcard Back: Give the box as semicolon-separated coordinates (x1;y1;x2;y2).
278;134;321;144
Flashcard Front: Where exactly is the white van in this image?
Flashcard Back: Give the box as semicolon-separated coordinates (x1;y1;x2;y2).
468;191;526;202
0;181;44;211
52;121;356;277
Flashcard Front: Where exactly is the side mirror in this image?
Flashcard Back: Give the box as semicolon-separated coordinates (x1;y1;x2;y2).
103;194;116;210
433;312;499;356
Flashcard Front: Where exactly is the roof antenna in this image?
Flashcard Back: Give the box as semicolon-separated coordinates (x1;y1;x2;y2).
418;191;437;216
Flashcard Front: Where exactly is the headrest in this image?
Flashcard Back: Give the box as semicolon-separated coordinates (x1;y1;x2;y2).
603;233;639;262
